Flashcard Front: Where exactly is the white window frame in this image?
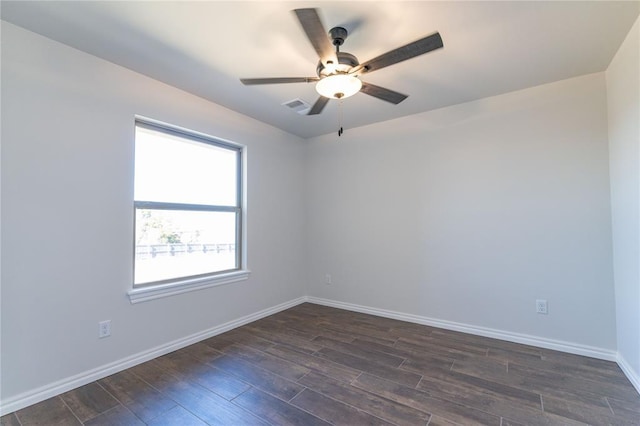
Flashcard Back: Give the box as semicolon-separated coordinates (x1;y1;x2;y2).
128;118;249;304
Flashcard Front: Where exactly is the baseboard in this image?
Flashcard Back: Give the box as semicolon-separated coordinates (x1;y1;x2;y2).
0;296;307;416
306;297;618;362
617;353;640;395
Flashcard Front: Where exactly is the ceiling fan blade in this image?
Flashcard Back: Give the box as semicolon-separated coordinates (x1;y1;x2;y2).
360;32;443;73
308;96;330;115
293;8;337;65
360;82;408;104
240;77;318;85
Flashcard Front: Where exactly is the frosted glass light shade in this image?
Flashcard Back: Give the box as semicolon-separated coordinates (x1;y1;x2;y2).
316;74;362;99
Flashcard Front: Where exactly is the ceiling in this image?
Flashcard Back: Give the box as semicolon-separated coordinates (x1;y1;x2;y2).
2;1;639;139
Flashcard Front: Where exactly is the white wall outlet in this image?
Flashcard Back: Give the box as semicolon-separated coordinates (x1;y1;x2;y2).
99;320;111;338
536;299;548;315
325;274;332;285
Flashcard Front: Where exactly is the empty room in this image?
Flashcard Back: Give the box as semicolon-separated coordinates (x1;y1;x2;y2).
1;1;639;425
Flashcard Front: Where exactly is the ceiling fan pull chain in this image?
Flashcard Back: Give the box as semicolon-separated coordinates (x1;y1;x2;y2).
338;99;344;136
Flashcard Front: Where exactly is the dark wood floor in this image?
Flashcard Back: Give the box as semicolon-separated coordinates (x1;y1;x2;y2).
3;303;639;425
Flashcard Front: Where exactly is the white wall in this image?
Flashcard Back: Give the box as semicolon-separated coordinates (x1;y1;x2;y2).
306;73;616;351
1;21;306;403
607;16;640;387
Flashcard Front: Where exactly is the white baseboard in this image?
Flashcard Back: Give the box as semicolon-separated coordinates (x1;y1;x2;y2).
617;353;640;395
0;296;307;416
307;297;619;362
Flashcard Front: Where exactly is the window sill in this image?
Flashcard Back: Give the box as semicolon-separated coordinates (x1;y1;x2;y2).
128;269;250;304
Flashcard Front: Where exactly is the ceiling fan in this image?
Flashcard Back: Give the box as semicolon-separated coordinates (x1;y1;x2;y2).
240;8;444;115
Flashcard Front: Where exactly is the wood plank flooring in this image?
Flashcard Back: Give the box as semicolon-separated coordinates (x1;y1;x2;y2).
3;303;639;425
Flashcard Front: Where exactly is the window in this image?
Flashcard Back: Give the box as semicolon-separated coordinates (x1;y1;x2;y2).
129;119;248;303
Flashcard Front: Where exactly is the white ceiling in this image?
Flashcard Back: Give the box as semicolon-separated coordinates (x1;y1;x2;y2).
2;1;638;139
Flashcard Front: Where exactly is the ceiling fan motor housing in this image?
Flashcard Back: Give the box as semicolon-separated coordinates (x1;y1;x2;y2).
317;52;360;77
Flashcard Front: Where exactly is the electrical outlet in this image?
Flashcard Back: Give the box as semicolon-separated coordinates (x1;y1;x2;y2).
99;320;111;338
536;299;548;315
325;274;332;285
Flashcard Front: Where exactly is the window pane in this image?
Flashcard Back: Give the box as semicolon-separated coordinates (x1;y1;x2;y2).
134;126;238;206
135;209;237;285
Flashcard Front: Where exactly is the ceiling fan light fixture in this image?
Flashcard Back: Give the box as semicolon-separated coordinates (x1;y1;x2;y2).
315;74;362;100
